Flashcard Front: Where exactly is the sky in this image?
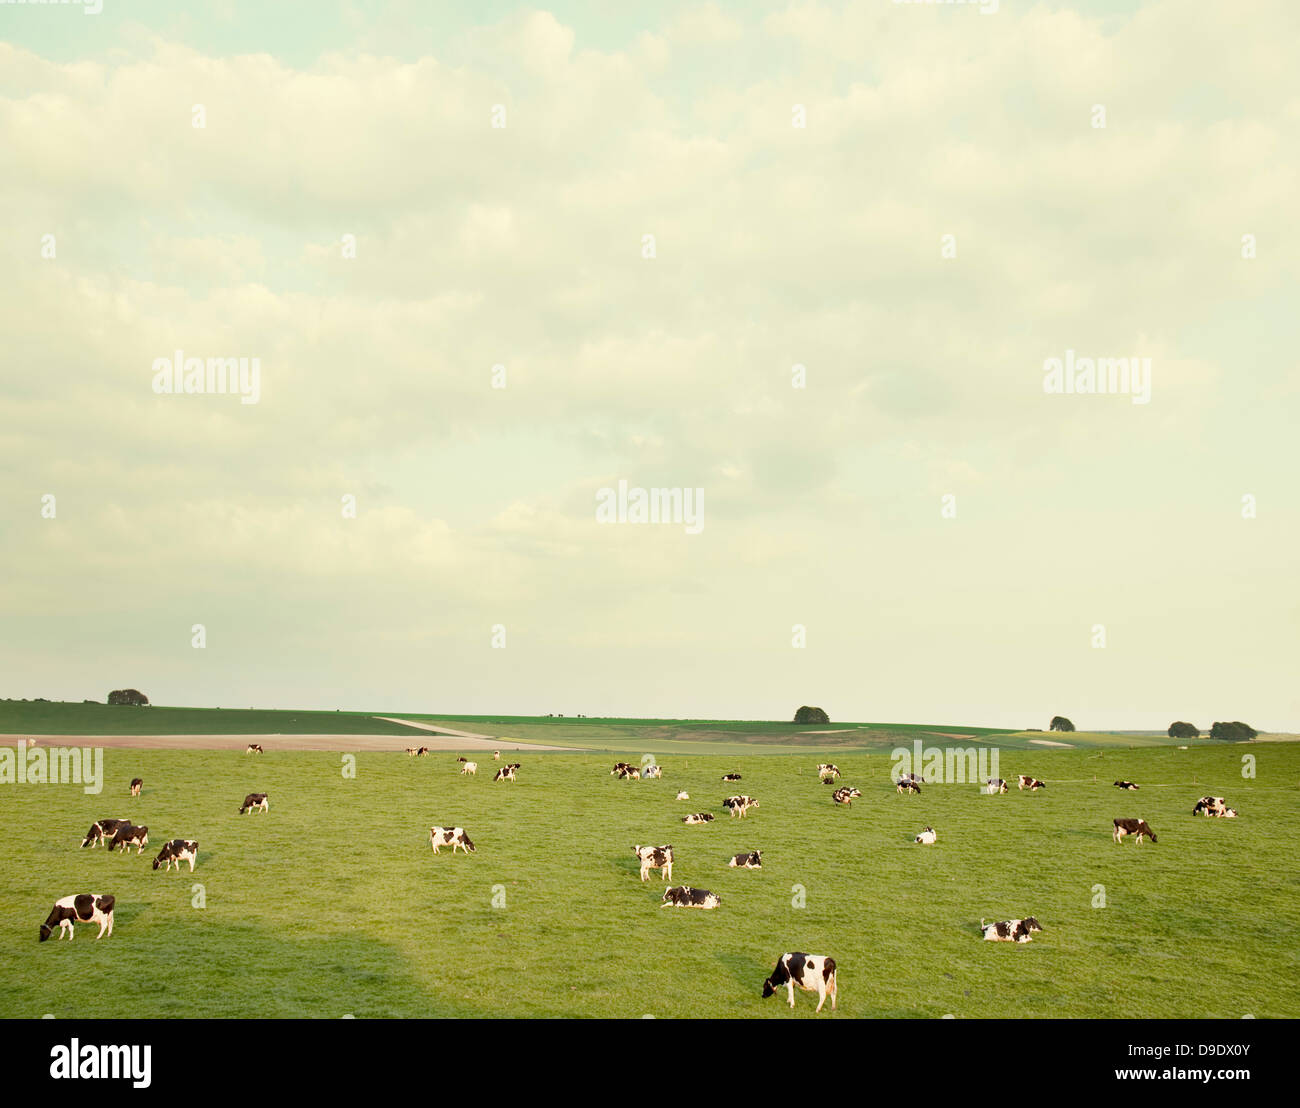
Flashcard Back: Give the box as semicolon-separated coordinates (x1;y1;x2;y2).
1;0;1296;729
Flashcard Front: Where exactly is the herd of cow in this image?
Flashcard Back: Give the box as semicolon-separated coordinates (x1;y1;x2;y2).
37;745;1244;1014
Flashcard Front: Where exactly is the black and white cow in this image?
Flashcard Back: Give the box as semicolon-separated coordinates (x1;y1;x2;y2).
728;850;762;869
1113;818;1157;844
81;818;131;849
896;779;922;794
761;953;837;1012
109;823;149;854
896;772;923;788
721;773;742;782
617;766;641;780
643;764;662;779
914;826;937;845
832;786;861;807
723;795;759;819
1113;780;1140;790
246;743;264;754
611;761;635;776
239;793;269;815
661;885;720;909
1192;796;1237;818
494;764;518;782
634;844;674;882
429;826;476;854
40;893;115;942
153;839;198;872
817;763;840;780
129;778;143;797
986;778;1009;794
681;812;714;824
416;747;430;757
980;916;1043;943
1017;775;1045;791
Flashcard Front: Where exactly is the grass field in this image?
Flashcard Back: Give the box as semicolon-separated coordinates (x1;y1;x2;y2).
3;740;1297;1018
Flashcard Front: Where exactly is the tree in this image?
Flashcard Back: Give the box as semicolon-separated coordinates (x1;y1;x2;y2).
107;689;149;706
1168;721;1199;739
1049;716;1075;732
793;706;830;725
1209;721;1257;741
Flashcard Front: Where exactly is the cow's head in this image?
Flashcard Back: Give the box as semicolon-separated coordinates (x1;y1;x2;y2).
1022;917;1043;933
39;923;52;942
461;834;476;852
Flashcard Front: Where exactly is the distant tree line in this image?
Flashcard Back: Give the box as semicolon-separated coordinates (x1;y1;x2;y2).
107;689;149;706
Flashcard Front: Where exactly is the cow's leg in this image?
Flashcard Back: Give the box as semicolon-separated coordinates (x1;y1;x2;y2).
815;980;826;1013
829;974;837;1011
96;914;107;939
189;856;195;872
787;981;796;1009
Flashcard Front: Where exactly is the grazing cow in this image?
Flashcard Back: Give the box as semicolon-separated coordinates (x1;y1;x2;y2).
617;766;641;780
896;779;922;794
494;764;518;782
39;894;115;942
728;850;762;869
456;756;468;762
832;786;861;807
980;917;1043;943
761;953;837;1013
406;748;419;756
81;818;131;849
723;796;759;819
460;761;478;776
129;778;143;797
1113;780;1139;790
914;826;937;845
246;744;264;755
153;839;198;873
634;844;674;882
643;764;662;779
109;823;149;854
817;763;840;780
611;762;635;776
1113;817;1157;844
239;793;269;815
428;826;475;854
417;746;430;756
896;772;923;788
1193;796;1237;818
721;773;742;782
1017;775;1045;791
681;812;714;824
661;885;720;909
986;778;1009;794
676;790;690;801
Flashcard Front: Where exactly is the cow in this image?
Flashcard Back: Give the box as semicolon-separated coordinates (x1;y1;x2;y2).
239;793;269;815
456;756;468;762
986;778;1009;794
832;786;861;807
1193;796;1237;818
611;762;635;776
246;744;264;755
728;850;762;869
634;844;674;882
493;751;500;761
723;796;759;819
617;766;641;780
406;748;420;756
896;779;922;794
494;764;518;782
721;773;742;782
460;761;478;776
643;764;662;779
675;790;690;801
429;827;476;854
980;917;1043;943
417;747;430;756
39;893;115;942
681;812;714;824
1113;780;1139;790
896;772;923;788
661;885;720;909
761;953;837;1013
817;763;840;781
129;778;143;797
914;826;937;845
81;818;131;849
1113;818;1157;844
1017;775;1045;791
153;839;198;873
108;823;149;854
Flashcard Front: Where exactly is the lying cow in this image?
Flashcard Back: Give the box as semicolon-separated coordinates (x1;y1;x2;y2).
40;893;115;942
1113;780;1140;790
1017;775;1045;791
153;839;198;872
723;795;759;819
832;786;861;807
728;850;762;869
109;823;149;854
721;773;742;782
81;818;131;849
429;827;476;854
986;778;1009;794
817;763;840;780
129;778;143;797
914;826;937;845
246;744;264;755
239;793;269;815
681;812;714;824
980;916;1043;943
896;779;922;794
460;761;478;776
634;844;673;882
494;764;518;782
762;953;837;1012
1113;817;1157;844
1193;796;1237;818
661;885;720;909
675;790;690;801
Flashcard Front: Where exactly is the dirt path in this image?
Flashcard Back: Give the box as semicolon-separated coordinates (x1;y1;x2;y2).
9;728;574;753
